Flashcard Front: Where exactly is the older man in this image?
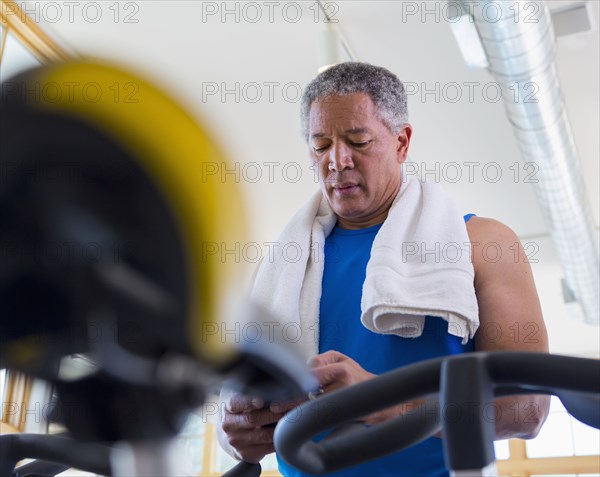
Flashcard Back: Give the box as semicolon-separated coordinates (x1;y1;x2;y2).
218;62;549;477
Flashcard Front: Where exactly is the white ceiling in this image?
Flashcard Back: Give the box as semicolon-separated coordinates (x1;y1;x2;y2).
7;0;600;356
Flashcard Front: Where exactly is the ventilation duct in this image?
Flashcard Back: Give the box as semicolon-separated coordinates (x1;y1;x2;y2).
453;0;599;324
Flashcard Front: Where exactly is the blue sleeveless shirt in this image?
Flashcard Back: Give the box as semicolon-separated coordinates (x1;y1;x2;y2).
277;215;476;477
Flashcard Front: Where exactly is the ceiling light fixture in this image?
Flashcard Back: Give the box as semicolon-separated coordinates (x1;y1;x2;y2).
315;0;356;73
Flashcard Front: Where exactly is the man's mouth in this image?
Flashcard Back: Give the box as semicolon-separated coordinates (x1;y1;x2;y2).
332;183;359;194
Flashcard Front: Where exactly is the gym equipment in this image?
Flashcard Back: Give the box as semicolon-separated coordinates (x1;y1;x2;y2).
275;351;600;476
4;352;598;477
0;61;316;476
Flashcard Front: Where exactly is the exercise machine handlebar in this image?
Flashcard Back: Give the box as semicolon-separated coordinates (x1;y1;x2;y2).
274;351;600;475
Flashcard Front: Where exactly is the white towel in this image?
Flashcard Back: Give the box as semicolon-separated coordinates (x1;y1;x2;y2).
250;174;479;359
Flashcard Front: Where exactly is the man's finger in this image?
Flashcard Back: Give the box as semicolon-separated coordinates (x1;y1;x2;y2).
224;393;265;413
311;363;347;389
226;426;276;448
224;427;276;463
307;350;348;368
223;408;284;429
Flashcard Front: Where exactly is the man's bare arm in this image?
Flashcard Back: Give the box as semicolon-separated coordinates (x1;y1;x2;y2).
468;216;550;439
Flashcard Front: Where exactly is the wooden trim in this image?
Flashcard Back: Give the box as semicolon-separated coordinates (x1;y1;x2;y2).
0;22;8;62
0;421;21;434
0;0;71;63
19;374;32;431
1;370;33;432
508;438;527;461
497;454;600;476
201;423;215;476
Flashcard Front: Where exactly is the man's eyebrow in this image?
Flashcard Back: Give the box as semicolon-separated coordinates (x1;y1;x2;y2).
310;128;370;139
345;128;369;135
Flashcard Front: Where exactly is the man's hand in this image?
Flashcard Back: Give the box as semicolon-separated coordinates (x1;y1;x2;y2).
307;350;376;393
308;350;421;425
217;390;285;463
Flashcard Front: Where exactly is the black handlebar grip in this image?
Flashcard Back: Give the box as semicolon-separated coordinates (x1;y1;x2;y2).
0;434;112;477
440;354;496;472
221;461;261;477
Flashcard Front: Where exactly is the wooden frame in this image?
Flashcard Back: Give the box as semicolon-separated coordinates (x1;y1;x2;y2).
0;0;70;63
0;22;8;62
1;370;33;433
497;438;600;476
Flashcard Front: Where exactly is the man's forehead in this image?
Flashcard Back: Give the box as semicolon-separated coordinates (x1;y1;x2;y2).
308;101;386;139
313;95;378;118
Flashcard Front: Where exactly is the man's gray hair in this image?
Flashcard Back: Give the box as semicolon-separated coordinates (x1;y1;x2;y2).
300;62;409;142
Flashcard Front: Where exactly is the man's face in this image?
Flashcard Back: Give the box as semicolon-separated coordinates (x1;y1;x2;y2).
308;93;412;229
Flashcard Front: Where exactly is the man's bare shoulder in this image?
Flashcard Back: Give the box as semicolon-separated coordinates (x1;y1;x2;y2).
464;216;531;288
465;216;518;244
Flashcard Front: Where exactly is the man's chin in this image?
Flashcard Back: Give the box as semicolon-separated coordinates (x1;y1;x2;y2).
331;206;366;221
324;192;364;214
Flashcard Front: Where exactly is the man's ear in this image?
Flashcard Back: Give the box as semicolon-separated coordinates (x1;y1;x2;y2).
396;124;413;164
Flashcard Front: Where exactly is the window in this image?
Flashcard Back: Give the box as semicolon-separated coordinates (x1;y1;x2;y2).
527;397;600;458
495;439;511;460
0;27;40;82
174;409;282;477
175;412;208;476
0;369;7;421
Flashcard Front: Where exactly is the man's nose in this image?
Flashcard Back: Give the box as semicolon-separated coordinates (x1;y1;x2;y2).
329;143;354;172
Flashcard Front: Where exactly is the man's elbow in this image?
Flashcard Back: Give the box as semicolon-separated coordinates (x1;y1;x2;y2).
511;395;550;440
518;411;547;440
494;395;550;440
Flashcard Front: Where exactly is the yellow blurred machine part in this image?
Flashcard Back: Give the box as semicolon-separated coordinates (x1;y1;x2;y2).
0;60;247;371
